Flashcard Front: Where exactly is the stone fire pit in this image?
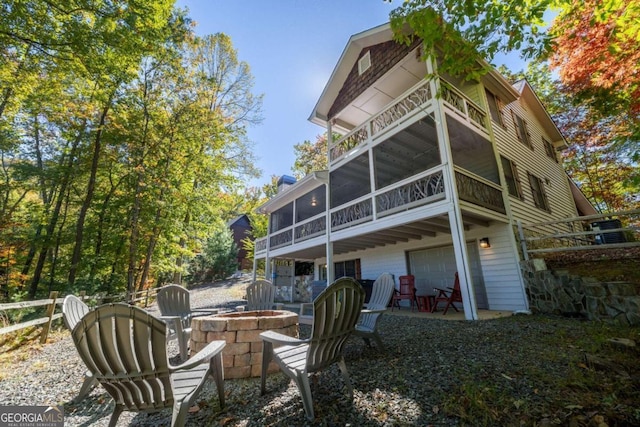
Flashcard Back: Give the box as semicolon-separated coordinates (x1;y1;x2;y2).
190;310;298;379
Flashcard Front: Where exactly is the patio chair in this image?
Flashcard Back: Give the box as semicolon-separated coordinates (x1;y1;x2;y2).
62;294;97;402
156;284;218;360
241;279;283;311
431;272;462;314
260;277;365;420
70;303;225;427
353;272;395;351
391;275;417;311
298;280;328;325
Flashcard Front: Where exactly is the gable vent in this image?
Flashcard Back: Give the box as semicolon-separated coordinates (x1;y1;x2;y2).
358;51;371;75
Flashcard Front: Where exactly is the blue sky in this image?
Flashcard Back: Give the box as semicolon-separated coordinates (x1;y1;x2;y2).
176;1;525;189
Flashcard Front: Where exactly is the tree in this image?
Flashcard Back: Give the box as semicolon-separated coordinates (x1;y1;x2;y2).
187;226;238;283
505;63;639;213
292;134;329;179
390;0;640;202
0;4;265;300
549;0;640;163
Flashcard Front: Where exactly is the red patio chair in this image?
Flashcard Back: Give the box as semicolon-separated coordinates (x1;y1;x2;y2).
431;272;462;314
391;275;417;311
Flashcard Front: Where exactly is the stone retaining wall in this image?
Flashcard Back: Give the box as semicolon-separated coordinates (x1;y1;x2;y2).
191;310;299;379
521;259;640;326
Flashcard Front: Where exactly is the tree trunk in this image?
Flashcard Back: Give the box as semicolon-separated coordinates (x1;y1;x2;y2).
68;101;111;286
138;207;163;292
28;119;84;299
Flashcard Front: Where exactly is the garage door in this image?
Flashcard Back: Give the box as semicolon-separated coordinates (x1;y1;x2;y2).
408;243;488;309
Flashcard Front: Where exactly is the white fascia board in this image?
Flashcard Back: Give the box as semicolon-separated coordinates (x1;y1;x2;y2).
257;171;328;214
515;79;567;148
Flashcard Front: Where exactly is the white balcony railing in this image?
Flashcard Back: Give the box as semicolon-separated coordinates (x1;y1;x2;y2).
439;80;488;131
328;78;488;165
329;79;434;163
376;169;445;217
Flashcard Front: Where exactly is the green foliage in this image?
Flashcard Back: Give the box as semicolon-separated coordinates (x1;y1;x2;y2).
292;133;331;179
390;1;552;80
0;2;263;301
391;1;639;193
519;62;639;213
187;228;238;283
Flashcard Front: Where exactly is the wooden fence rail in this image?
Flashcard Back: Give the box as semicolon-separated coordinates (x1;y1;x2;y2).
0;287;160;344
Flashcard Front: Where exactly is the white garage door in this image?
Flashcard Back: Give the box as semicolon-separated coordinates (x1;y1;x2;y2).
408;243;488;309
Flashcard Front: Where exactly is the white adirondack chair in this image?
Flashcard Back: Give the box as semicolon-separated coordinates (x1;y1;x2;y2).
260;277;365;420
62;294;97;402
70;303;225;427
156;284;218;359
353;272;396;351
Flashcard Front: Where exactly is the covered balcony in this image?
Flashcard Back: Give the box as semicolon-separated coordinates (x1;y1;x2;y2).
255;79;506;259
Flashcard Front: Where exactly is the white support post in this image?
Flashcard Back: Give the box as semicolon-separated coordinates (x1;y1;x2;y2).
448;208;479;320
326;121;334;284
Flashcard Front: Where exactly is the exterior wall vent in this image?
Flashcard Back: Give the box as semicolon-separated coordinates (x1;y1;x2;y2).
358;51;371;75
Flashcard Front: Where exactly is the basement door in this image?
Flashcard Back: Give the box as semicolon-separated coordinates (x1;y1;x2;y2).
408;242;488;309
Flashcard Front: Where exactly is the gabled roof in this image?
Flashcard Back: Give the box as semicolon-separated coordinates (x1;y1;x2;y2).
227;214;250;228
513;79;567;149
309;22;521;128
309;23;394;126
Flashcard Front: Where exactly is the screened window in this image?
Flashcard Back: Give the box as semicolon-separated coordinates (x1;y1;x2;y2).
448;114;500;184
270;202;293;233
500;156;523;199
527;172;550;212
330;153;370;208
296;187;326;222
373;115;440;189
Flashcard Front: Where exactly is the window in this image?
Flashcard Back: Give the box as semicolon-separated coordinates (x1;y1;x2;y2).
320;259;361;280
542;137;558;162
270;202;293;232
500;155;523;199
330;152;370;208
527;172;550;212
512;112;532;149
373;115;440;189
485;89;504;126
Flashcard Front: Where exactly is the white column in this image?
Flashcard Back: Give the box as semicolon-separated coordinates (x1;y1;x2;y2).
429;55;478;320
326;121;334;283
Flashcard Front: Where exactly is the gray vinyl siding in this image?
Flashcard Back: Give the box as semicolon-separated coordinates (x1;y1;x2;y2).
493;98;578;234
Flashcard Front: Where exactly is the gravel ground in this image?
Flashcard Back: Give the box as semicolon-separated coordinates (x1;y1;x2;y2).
0;278;635;426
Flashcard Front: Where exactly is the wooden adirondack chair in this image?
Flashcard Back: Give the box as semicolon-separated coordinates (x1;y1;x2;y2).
62;295;97;402
70;303;225;427
242;279;282;311
431;272;462;314
156;284;218;359
260;277;365;420
353;272;395;351
391;275;417;311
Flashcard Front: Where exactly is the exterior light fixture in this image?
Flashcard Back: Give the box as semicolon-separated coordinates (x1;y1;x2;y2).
310;197;317;207
479;237;490;248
